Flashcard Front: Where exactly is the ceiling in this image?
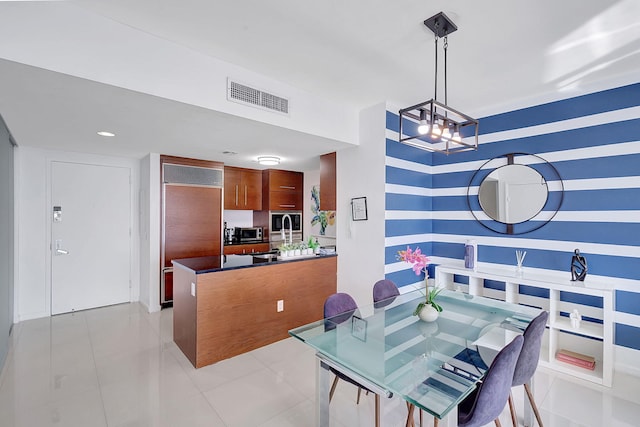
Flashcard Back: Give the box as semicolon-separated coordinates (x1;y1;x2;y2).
1;0;639;170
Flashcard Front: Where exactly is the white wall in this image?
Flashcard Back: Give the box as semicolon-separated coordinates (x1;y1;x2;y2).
16;147;141;321
138;154;160;313
335;103;387;307
0;115;15;370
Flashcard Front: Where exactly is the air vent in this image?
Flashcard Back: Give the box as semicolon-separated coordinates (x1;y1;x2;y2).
163;164;223;187
227;79;289;114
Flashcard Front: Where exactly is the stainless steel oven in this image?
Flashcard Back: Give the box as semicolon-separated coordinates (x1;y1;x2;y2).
269;211;302;249
270;211;302;233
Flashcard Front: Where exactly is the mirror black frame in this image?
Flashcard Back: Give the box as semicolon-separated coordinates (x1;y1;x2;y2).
467;153;564;235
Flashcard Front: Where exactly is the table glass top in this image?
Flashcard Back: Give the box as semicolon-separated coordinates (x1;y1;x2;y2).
289;289;540;418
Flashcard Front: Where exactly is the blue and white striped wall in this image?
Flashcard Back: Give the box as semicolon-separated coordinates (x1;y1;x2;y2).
384;82;640;354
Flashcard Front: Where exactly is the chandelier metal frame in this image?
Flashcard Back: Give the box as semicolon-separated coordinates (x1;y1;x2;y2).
398;12;479;155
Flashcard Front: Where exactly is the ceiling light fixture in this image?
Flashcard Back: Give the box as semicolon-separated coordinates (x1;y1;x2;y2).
257;156;280;166
97;131;115;137
398;12;479;155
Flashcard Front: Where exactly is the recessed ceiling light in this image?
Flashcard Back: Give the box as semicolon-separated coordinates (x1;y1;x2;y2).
257;156;280;166
97;131;115;137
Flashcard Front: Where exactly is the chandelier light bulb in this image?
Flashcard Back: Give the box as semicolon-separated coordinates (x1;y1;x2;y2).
417;119;430;135
441;126;452;140
430;123;442;139
451;131;463;144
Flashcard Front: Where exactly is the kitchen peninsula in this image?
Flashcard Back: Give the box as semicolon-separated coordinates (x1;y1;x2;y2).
172;253;337;368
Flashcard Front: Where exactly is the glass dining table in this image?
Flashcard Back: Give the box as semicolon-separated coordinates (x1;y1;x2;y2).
289;288;541;427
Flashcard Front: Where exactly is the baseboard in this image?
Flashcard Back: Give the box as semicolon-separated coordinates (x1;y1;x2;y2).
614;345;640;377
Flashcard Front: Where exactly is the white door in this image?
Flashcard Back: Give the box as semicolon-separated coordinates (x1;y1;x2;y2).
51;161;131;315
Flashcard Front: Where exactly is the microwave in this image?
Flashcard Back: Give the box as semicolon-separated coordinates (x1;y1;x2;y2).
270;212;302;233
234;227;263;242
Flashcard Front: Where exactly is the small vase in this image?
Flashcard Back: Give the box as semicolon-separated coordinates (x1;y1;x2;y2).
418;304;439;322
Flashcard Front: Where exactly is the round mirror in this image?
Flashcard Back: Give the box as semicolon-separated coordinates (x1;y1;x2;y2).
478;164;548;224
467;153;564;235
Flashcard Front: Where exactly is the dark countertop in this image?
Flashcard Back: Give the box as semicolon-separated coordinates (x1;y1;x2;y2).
223;239;269;246
172;253;337;274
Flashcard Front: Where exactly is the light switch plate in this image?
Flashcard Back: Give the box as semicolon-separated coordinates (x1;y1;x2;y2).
191;282;196;297
277;300;284;312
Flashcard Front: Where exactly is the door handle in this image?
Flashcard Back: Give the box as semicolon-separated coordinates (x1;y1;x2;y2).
54;239;69;255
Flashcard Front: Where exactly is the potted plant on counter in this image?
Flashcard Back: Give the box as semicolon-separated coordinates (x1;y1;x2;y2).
307;237;320;254
278;243;293;258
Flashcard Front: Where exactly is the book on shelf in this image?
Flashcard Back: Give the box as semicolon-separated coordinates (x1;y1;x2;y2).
555;349;596;370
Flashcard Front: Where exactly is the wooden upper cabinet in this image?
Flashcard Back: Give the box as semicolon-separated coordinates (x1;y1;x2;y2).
263;169;304;210
224;166;262;210
320;152;336;211
266;169;303;192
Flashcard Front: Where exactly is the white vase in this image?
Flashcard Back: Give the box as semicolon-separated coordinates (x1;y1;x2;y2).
418;304;439;322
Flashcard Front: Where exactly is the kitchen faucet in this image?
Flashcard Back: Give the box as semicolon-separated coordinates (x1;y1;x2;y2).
281;214;293;246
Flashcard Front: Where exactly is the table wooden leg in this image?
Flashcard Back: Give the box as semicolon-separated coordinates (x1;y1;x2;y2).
406;403;415;427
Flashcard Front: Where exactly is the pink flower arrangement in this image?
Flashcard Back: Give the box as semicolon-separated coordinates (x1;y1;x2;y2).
397;246;430;276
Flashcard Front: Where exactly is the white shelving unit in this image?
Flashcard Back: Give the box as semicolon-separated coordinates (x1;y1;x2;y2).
435;264;614;387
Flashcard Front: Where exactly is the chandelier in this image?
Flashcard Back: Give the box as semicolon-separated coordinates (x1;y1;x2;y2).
398;12;479;155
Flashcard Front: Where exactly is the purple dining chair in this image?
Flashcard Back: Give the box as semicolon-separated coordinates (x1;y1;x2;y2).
324;293;381;427
373;279;400;308
508;311;549;427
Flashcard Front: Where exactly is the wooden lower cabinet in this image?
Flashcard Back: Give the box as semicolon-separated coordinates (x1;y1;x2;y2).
223;243;270;255
173;256;337;368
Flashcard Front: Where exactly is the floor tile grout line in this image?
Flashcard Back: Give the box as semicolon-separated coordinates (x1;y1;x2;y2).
84;308;114;427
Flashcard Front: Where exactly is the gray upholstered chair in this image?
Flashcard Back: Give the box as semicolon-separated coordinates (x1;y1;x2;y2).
373;279;400;308
406;335;523;427
324;293;381;427
457;335;524;427
508;311;549;427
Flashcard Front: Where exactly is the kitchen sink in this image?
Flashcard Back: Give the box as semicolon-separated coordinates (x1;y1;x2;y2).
251;251;279;261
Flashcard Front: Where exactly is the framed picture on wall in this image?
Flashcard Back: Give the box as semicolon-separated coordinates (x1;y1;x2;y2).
351;197;368;221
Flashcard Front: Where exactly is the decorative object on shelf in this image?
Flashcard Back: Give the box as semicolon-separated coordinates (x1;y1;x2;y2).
398;12;479;155
350;196;368;221
556;349;595;370
414;287;444;322
571;248;588;281
467;153;564;235
515;250;526;276
310;186;336;235
570;309;582;329
464;239;477;271
571;249;587;282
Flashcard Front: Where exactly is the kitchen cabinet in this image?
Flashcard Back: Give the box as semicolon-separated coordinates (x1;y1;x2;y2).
262;169;303;210
223;243;270;255
172;254;337;367
320;152;336;211
224;166;262;210
160;155;223;305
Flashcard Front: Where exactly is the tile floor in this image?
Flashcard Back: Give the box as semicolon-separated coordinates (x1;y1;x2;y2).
1;302;639;427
